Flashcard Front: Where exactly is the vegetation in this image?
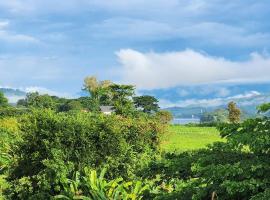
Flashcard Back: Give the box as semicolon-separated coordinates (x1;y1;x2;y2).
3;109;162;199
161;125;224;152
228;101;241;123
0;77;270;200
200;109;228;124
0;92;8;108
155;110;173;124
133;95;159;114
55;168;148;200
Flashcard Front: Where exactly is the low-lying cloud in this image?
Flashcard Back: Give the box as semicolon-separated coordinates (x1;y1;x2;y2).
159;91;264;108
117;49;270;89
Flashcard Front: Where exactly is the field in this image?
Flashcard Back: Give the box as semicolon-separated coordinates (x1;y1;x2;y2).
161;125;225;152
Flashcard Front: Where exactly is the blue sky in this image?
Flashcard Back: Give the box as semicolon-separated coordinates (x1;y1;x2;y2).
1;0;270;106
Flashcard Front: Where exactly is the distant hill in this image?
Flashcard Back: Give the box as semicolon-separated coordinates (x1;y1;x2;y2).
0;88;26;96
0;88;26;104
164;93;270;119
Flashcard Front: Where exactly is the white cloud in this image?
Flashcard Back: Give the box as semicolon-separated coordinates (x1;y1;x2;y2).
6;95;24;104
1;85;75;103
0;1;268;48
0;20;9;28
117;49;270;89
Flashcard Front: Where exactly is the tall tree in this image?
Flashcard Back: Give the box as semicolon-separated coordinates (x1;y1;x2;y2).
228;101;241;123
133;95;159;113
21;92;56;110
0;91;8;107
83;76;112;110
109;84;135;115
58;100;83;112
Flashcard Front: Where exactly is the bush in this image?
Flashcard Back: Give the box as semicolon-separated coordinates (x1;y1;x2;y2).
5;109;163;199
155;111;173;124
145;117;270;200
0;118;21;200
0;107;30;119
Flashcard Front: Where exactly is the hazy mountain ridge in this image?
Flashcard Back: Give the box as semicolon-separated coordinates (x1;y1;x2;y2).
164;93;270;119
0;88;26;96
0;88;26;104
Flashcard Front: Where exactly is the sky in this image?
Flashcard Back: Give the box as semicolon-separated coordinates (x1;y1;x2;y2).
1;0;270;107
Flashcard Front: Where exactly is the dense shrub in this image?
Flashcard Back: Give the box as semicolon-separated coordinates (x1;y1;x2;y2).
0;118;21;199
0;107;30;119
155;111;173;124
4;109;163;199
144;117;270;200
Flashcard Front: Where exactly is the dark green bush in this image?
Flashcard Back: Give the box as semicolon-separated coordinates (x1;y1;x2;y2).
146;117;270;200
4;109;162;199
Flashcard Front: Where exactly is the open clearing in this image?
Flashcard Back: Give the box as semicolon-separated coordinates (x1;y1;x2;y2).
161;125;225;152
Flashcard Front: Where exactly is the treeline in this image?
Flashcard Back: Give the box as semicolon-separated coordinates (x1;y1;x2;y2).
0;76;173;122
200;101;242;125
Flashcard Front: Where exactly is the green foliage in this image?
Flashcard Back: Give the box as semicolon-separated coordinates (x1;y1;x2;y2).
58;100;83;112
228;101;241;123
200;109;228;124
133;96;159;114
19;92;56;110
77;97;93;111
109;84;136;116
155;111;173;124
4;109;162;199
0;118;21;200
0;107;30;119
145;116;270;200
55;168;149;200
257;102;270;113
83;76;112;109
0;92;8;108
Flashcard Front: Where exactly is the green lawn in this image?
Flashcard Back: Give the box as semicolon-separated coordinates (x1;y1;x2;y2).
161;125;225;152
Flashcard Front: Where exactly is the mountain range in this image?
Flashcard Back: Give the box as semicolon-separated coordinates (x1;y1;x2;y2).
164;93;270;119
0;88;26;104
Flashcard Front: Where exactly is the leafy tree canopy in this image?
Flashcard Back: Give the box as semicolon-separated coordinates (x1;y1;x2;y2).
133;95;159;113
18;92;56;110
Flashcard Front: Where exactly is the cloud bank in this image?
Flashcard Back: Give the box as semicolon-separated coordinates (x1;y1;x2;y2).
117;49;270;89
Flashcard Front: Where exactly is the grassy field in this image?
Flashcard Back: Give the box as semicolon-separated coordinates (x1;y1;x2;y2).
161;125;225;152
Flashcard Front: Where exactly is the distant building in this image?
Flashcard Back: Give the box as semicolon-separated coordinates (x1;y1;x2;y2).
100;106;114;115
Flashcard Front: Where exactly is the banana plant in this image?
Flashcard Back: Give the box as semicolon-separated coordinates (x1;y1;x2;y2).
54;168;149;200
